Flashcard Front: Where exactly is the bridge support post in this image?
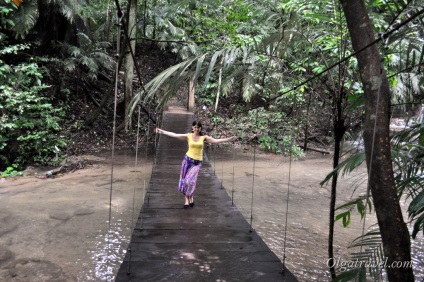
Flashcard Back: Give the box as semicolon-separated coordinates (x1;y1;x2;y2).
187;78;195;112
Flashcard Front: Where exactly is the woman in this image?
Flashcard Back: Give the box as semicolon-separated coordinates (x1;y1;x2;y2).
156;121;237;208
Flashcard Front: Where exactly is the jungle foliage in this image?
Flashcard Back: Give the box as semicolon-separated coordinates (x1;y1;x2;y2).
0;0;423;280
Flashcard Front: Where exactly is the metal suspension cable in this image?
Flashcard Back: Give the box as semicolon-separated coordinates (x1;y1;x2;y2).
282;134;293;272
221;152;224;190
127;105;142;275
281;102;297;272
249;138;257;233
153;113;158;158
249;111;259;233
106;11;122;282
231;141;236;206
147;116;151;204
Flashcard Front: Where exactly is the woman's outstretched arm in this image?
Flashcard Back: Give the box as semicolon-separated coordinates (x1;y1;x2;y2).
156;128;188;140
204;135;237;144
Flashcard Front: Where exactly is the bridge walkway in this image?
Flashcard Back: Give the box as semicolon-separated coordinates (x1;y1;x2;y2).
116;108;298;281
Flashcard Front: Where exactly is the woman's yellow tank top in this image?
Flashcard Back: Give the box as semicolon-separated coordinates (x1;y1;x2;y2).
186;133;205;161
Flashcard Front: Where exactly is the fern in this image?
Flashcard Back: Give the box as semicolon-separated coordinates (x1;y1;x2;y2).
11;1;38;38
409;189;424;238
331;229;386;282
59;32;114;80
391;124;424;238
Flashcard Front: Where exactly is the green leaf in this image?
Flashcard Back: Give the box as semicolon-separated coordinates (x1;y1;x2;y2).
412;213;424;239
203;49;224;87
356;200;366;219
335;211;351;227
332;267;365;282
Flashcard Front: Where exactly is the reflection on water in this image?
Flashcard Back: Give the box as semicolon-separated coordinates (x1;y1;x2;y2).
78;218;131;281
206;146;423;281
79;147;422;281
411;237;423;278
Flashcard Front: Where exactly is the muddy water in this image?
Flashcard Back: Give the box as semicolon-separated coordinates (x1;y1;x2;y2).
0;150;153;282
0;147;422;281
206;145;423;281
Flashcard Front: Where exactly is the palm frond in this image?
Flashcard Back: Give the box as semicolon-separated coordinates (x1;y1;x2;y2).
57;0;81;22
63;58;76;73
390;124;424;237
409;189;424;238
12;1;38;39
332;267;366;282
320;152;366;186
242;73;256;102
333;229;386;281
129;45;258;117
129;57;200;115
68;46;81;57
58;34;113;81
204;49;226;87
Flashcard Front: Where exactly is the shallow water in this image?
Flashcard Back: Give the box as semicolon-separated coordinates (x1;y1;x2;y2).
0;146;422;281
206;145;423;281
0;150;153;282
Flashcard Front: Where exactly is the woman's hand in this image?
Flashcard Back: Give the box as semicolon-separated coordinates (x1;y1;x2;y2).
205;135;237;144
155;128;188;140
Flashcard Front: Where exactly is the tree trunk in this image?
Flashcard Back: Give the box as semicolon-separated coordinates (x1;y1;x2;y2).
35;0;76;47
104;0;112;41
143;0;147;37
329;96;345;278
124;0;137;130
339;1;414;281
303;92;313;151
84;36;127;126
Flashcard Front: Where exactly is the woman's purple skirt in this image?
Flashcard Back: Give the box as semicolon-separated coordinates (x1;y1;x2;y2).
178;155;202;196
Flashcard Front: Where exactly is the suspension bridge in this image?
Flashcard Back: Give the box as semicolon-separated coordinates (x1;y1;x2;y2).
115;104;298;281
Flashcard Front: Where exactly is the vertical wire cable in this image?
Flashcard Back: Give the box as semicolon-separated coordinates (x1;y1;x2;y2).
249;138;256;233
147;116;151;205
154;113;158;154
221;156;224;189
139;111;150;232
213;146;216;176
127;105;141;275
106;14;121;282
232;143;236;206
282;100;296;272
282;137;293;271
249;110;259;233
146;113;150;162
133;106;141;217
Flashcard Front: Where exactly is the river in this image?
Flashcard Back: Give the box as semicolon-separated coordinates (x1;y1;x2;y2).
205;145;423;281
0;147;422;281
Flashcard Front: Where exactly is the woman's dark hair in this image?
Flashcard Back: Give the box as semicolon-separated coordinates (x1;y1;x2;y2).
192;121;204;136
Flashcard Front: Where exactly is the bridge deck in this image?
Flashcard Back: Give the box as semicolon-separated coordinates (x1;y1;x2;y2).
116;109;297;281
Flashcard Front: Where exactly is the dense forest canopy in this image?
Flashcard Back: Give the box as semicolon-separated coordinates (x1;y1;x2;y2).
1;0;423;280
